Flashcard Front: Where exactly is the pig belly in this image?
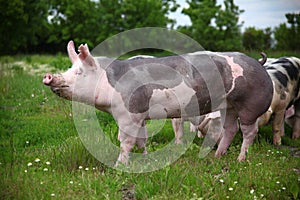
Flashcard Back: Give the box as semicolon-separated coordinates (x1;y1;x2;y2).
147;81;201;119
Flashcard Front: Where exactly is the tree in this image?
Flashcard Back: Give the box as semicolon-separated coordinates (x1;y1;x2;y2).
48;0;102;50
243;27;272;50
120;0;178;30
274;12;300;50
214;0;244;50
179;0;220;50
179;0;243;51
0;0;50;54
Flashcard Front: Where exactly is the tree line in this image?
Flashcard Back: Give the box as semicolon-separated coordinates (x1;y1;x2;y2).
1;0;299;55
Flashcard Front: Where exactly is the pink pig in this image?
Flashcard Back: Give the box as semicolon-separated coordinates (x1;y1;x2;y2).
43;41;273;163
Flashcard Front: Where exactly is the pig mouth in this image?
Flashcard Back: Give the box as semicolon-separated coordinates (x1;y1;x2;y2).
51;85;69;94
50;85;71;99
49;76;71;99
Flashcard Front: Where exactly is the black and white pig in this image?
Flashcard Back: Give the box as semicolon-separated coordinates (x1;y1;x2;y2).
43;41;273;163
258;57;300;144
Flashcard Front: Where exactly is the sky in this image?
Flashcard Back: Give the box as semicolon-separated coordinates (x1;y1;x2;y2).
169;0;300;30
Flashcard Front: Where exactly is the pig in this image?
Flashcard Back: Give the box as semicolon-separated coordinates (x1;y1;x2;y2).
258;57;300;144
285;105;300;139
43;41;273;164
172;111;223;144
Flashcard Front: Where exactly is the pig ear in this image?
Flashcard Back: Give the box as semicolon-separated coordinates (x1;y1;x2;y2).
67;40;78;64
78;44;96;67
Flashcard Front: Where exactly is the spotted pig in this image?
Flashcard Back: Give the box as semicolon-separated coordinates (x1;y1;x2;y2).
258;57;300;144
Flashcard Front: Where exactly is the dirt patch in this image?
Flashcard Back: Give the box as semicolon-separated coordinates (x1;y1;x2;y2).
120;184;135;200
275;145;300;158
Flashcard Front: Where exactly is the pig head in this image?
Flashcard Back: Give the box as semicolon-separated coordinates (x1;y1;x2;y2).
43;41;273;164
172;111;223;145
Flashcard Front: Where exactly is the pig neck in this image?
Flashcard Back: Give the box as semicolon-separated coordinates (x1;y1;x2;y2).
93;58;116;113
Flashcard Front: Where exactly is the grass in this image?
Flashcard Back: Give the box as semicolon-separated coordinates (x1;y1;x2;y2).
0;53;299;199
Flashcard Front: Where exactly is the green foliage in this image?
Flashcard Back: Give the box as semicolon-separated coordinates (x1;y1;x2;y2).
180;0;244;51
274;12;300;50
0;0;50;54
243;27;272;50
0;0;178;54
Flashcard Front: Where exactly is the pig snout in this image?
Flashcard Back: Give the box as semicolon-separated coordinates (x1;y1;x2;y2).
43;73;53;85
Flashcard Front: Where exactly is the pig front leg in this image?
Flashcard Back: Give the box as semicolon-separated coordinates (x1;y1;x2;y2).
116;121;148;165
117;133;136;165
291;116;300;139
136;121;148;155
172;118;184;144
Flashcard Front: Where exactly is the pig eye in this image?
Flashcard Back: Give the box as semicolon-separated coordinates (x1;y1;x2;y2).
75;68;83;75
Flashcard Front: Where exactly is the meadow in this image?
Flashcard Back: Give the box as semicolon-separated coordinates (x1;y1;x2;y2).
0;52;299;200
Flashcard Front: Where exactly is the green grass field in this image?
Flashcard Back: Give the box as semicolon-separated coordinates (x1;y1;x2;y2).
0;53;299;199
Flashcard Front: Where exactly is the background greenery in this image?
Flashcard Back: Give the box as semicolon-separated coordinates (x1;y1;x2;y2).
1;0;299;55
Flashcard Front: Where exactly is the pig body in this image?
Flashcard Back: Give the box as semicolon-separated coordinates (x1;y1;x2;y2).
258;57;300;144
43;41;273;163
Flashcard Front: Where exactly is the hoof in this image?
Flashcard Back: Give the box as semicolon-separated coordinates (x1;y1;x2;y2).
237;154;246;162
215;149;226;158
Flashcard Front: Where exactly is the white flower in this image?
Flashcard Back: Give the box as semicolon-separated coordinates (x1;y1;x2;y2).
45;161;51;165
228;187;233;191
34;158;40;162
234;181;238;185
27;162;33;167
78;166;83;169
51;193;55;197
250;189;255;194
31;94;35;98
85;167;89;171
260;194;264;197
219;179;224;183
69;181;74;184
43;168;48;172
276;181;280;184
24;170;28;173
40;181;44;185
26;141;29;144
282;187;286;190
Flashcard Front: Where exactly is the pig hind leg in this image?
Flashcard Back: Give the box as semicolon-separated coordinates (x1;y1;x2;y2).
215;108;239;158
238;123;258;161
272;110;285;145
